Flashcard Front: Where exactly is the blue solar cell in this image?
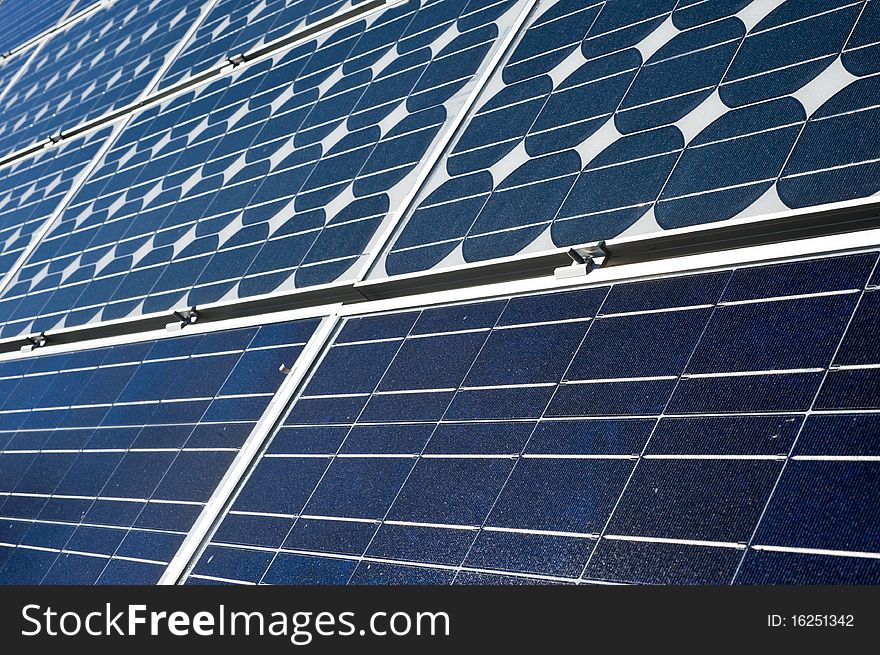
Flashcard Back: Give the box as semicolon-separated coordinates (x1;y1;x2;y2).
550;126;684;245
367;523;474;566
794;414;880;456
656;98;806;229
568;308;712;379
753;461;880;552
0;316;320;584
463;321;589;386
464;529;594;577
686;295;858;373
581;0;676;61
0;0;525;337
616;19;745;134
387;458;514;524
722;253;876;301
0;0;207;159
263;552;356;585
607;459;782;542
719;0;861;107
486;458;634;533
502;0;602;83
525;419;653;456
670;371;824;414
778;76;880;207
737;550;880;584
841;0;880;75
349;561;455;584
302;457;415;518
587;538;744;584
672;0;752;30
646;416;802;456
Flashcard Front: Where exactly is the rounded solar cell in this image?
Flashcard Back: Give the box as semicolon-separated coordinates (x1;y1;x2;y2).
778;75;880;208
502;0;602;84
526;48;641;156
580;0;677;60
615;18;745;134
656;97;806;229
464;149;581;260
552;126;684;245
720;0;862;107
448;74;553;175
672;0;752;30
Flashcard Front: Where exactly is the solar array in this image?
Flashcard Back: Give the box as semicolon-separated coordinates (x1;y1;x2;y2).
0;129;110;284
373;0;880;278
0;0;877;585
0;315;320;583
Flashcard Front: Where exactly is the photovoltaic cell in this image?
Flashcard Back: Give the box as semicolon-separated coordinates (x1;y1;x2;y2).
372;0;880;279
189;249;880;585
0;0;207;159
0;0;528;338
0;129;110;284
159;0;368;89
0;0;74;55
0;315;320;584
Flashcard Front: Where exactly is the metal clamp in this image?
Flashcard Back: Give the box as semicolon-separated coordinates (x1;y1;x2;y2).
555;242;608;280
166;307;201;331
20;332;48;352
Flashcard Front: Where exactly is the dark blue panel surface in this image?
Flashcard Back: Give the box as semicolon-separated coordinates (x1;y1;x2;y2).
0;316;320;585
0;129;109;284
192;250;880;584
161;0;365;89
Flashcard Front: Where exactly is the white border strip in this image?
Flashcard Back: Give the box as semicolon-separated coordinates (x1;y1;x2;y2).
159;311;341;584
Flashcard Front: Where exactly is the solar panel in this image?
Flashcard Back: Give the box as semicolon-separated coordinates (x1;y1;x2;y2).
0;0;529;338
187;249;880;585
369;0;880;280
0;0;207;159
0;129;110;285
159;0;369;89
0;313;321;584
0;0;75;55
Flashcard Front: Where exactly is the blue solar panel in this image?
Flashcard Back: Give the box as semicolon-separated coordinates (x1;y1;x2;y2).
0;0;527;338
0;0;206;159
0;315;320;584
0;129;109;284
159;0;368;89
0;0;74;54
373;0;880;279
187;249;880;585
